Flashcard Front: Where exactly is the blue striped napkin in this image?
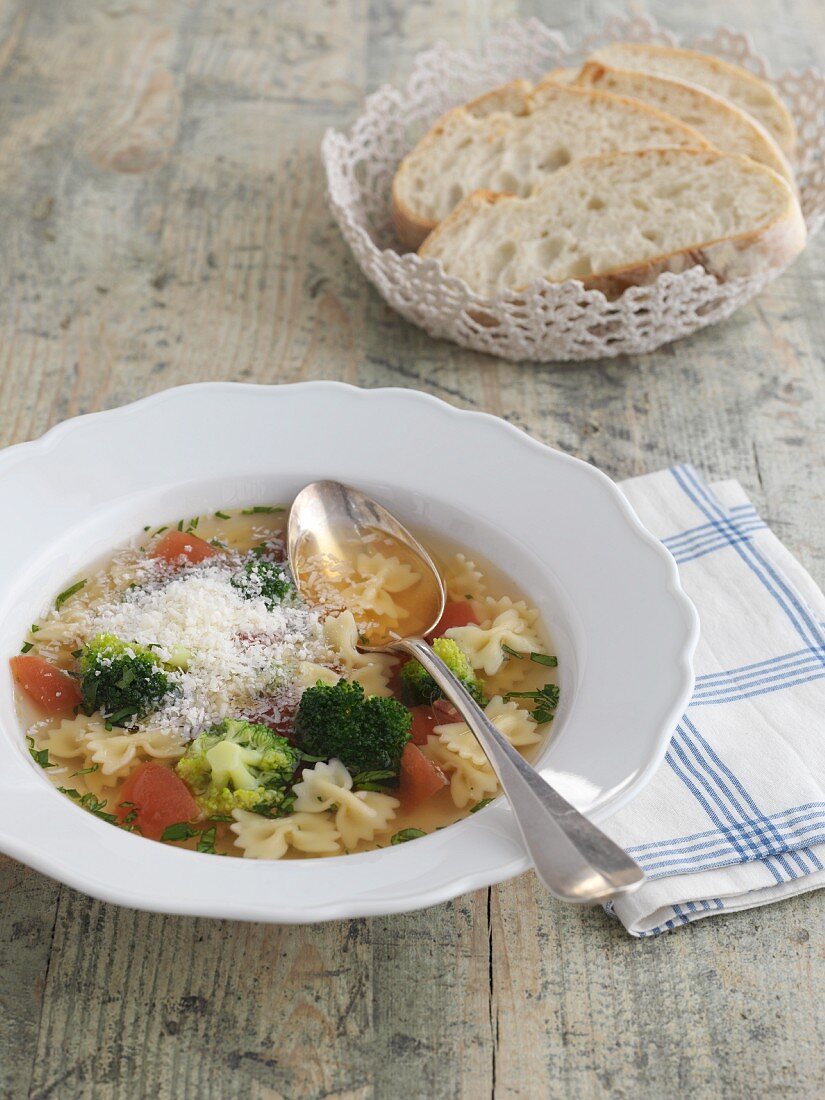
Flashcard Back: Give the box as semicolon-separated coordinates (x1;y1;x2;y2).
605;464;825;936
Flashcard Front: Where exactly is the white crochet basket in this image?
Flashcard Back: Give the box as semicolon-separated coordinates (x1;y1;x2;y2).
322;13;825;362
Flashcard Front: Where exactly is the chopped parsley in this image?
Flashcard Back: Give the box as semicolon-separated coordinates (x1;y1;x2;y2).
197;826;218;854
161;822;201;843
214;510;231;520
20;642;33;654
26;735;54;769
501;644;558;667
161;821;219;854
70;763;100;777
241;505;284;515
470;798;495;813
55;579;86;610
503;683;560;724
351;768;397;792
390;828;427;844
57;787;118;824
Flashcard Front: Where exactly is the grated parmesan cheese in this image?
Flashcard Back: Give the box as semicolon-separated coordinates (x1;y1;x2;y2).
60;551;335;740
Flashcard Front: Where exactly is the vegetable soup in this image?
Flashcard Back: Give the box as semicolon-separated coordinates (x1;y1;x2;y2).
11;507;559;859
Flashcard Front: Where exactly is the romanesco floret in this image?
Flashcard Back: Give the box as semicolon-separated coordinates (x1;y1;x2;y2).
79;633;175;726
294;678;411;774
399;637;484;706
175;718;299;817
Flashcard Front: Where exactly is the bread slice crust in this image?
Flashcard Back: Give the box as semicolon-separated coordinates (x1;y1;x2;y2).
588;42;797;155
571;62;794;185
418;148;806;300
391;82;711;250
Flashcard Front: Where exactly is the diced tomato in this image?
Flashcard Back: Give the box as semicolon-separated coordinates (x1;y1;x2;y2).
409;705;440;746
151;530;220;566
10;655;82;715
116;762;200;841
428;600;478;638
398;742;448;810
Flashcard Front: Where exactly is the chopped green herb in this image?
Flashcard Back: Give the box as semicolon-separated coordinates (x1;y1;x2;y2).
26;735;54;769
30;624;40;634
241;505;284;515
55;579;86;610
176;519;184;531
57;787;118;824
104;706;139;727
197;826;218;854
155;526;168;535
504;683;560;724
70;763;99;777
20;642;33;654
351;768;397;792
390;828;427;844
470;797;495;813
143;525;151;532
530;653;558;667
210;539;227;549
71;649;82;659
161;822;201;843
214;510;231;520
501;644;558;667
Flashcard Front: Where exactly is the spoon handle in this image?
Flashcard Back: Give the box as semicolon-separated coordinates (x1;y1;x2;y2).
395;638;645;904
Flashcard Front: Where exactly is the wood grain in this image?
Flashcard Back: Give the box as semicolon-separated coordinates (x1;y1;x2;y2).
0;0;823;1096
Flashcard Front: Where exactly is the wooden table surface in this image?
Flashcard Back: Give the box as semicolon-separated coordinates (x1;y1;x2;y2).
1;1;823;1096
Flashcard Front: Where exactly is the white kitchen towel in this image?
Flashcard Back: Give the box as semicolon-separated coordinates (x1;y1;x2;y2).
605;464;825;936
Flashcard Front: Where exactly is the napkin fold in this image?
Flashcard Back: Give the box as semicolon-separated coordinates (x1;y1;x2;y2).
605;464;825;936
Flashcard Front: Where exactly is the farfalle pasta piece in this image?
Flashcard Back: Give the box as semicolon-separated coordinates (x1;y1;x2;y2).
435;696;541;766
424;736;499;809
31;714;101;761
28;602;93;653
84;726;185;779
446;606;543;676
443;553;486;603
340;552;419;621
293;759;399;849
230;809;341;859
30;716;184;790
476;595;541;631
427;697;540;809
484;657;530;696
323;610;395;696
295;661;339;692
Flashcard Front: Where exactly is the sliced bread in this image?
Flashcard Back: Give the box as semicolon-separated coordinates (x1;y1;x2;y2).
418;148;806;298
392;82;711;250
570;63;794;184
586;42;797;154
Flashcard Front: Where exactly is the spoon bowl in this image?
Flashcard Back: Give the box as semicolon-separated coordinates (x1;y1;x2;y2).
288;480;646;904
288;480;445;647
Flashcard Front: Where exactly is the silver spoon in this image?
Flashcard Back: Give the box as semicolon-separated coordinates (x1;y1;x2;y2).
287;480;645;904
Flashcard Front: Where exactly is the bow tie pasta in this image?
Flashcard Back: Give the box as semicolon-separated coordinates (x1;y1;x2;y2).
446;603;544;676
13;503;557;858
293;759;400;849
231;809;342;859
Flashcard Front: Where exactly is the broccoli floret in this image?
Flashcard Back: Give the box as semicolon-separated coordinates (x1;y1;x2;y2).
231;558;293;609
294;679;411;774
399;637;483;706
176;718;300;817
79;633;174;726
